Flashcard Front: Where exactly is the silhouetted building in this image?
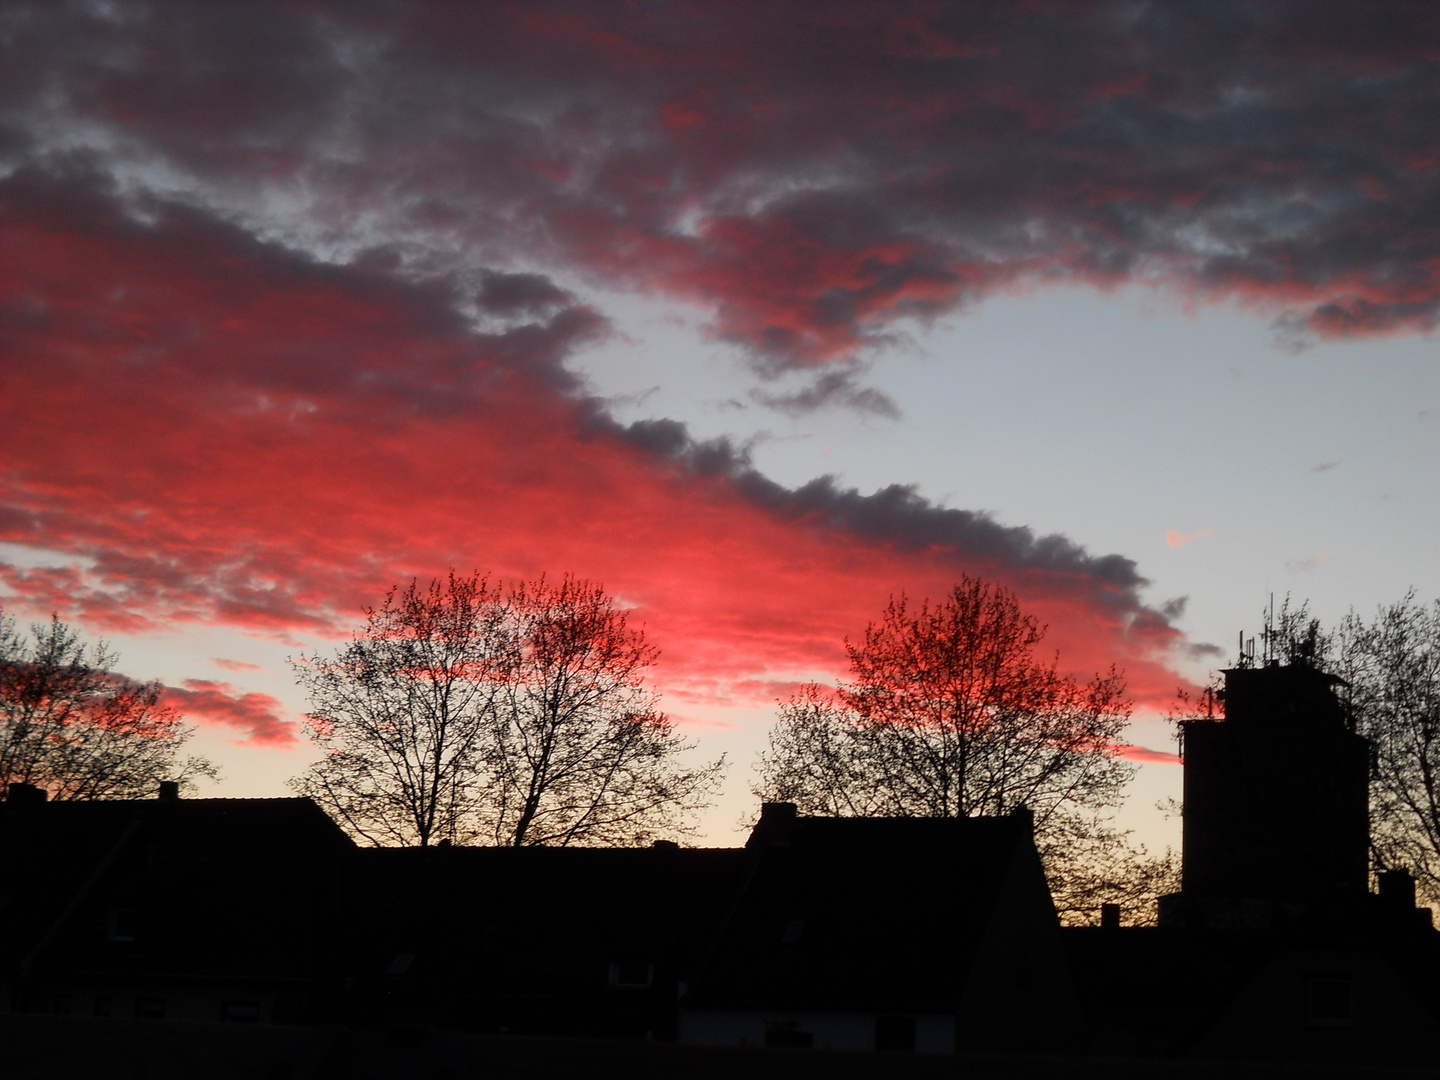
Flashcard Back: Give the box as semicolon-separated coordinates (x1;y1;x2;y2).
5;786;1061;1055
5;728;1439;1070
1065;919;1440;1064
1161;660;1370;929
1067;656;1440;1066
339;841;748;1039
1;783;352;1025
677;803;1072;1053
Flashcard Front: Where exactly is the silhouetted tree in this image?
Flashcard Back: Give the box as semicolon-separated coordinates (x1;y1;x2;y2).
485;575;725;846
291;573;725;847
1040;810;1179;927
1334;593;1440;908
290;572;509;847
0;612;216;800
755;577;1140;919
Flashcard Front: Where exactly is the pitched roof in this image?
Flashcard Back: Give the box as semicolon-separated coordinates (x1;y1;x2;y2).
1;796;353;980
684;809;1040;1013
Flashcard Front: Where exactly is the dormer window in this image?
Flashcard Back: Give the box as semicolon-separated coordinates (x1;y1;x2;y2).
221;1000;261;1024
607;961;653;989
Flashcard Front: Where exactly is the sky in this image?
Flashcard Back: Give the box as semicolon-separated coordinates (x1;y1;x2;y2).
3;1;1438;848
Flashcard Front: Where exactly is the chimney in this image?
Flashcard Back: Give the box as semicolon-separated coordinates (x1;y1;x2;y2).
157;780;180;801
6;782;48;805
1101;903;1121;930
1378;869;1416;910
1009;803;1034;835
747;802;797;848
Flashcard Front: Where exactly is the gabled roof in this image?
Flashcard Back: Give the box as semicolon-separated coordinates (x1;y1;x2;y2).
1;795;353;979
683;806;1042;1013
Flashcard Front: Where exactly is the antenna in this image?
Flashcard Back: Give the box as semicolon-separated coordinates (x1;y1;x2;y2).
1268;593;1275;663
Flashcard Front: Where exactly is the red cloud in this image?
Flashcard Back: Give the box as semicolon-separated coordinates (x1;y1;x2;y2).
0;181;1187;717
1117;744;1181;766
162;680;297;747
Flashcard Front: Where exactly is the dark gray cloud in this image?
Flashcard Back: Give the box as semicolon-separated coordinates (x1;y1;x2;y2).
601;413;1156;621
749;370;901;419
0;168;606;409
3;0;1437;395
476;271;573;318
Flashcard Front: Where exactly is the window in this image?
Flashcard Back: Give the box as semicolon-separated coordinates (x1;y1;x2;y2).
107;908;138;942
93;994;112;1018
779;919;804;944
607;960;653;989
764;1021;813;1049
875;1014;916;1052
1308;976;1353;1027
221;1000;261;1024
135;996;166;1021
386;951;415;976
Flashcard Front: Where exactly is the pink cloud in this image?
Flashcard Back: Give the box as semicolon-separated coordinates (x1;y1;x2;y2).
162;680;297;747
211;658;264;672
1166;528;1215;550
0;180;1188;719
1117;744;1181;765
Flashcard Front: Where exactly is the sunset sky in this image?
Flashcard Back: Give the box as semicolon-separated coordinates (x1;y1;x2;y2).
3;2;1438;846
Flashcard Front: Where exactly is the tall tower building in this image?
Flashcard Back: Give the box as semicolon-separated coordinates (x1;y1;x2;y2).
1161;660;1370;928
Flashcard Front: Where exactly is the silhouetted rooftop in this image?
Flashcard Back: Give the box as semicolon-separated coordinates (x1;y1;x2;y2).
1;795;353;982
686;807;1043;1013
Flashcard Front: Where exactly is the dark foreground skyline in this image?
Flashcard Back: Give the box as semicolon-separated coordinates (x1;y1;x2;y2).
3;656;1437;1075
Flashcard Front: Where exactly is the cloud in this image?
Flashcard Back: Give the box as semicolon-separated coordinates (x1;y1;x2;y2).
162;680;297;747
608;414;1159;606
1285;554;1333;573
476;271;574;319
1166;529;1215;550
211;658;263;672
667;677;822;709
0;177;1187;709
749;369;902;419
4;0;1438;386
17;0;1440;779
1311;460;1344;473
1117;744;1181;765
